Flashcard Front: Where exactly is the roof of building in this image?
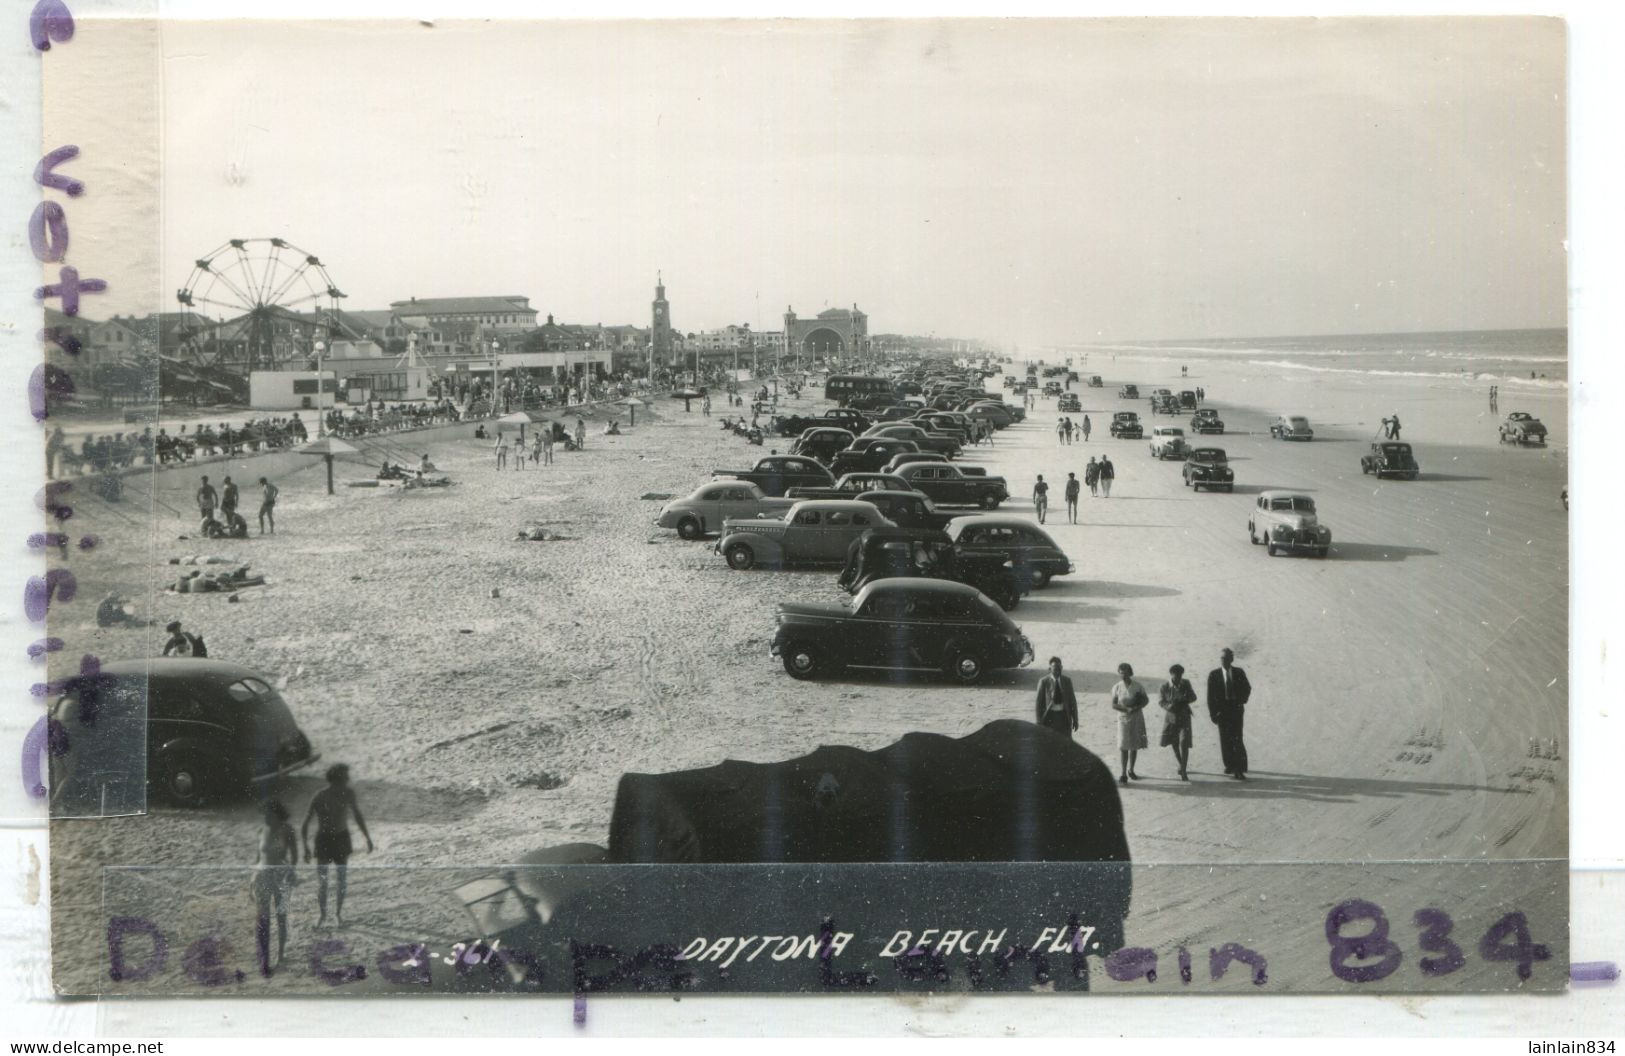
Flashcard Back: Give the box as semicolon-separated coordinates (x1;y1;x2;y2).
389;296;534;316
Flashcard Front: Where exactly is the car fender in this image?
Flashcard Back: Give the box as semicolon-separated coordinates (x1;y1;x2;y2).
718;531;786;564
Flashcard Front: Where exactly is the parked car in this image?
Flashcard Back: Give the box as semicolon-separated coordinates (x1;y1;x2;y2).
715;500;894;570
786;472;914;500
873;404;918;422
1148;426;1190;460
1248;491;1331;557
1058;393;1081;413
771;579;1034;684
1110;411;1144;439
1151;388;1173;402
818;408;872;433
712;455;835;497
1269;415;1315;441
1360;441;1421;480
852;490;964;533
1178;390;1198;409
1003;375;1018;388
1067;371;1080;383
966;403;1018;429
830;437;921;476
1190;408;1225;434
1087;375;1104;387
838;527;1027;610
792;427;857;463
1150;393;1180;415
657;481;797;539
50;658;320;808
1499;412;1549;446
946;515;1074;589
1118;384;1139;399
1041;381;1063;398
893;461;1010;509
864;424;961;458
1181;447;1234;491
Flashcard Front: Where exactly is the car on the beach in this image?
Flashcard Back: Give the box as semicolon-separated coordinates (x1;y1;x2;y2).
893;462;1010;509
716;499;895;570
853;490;964;533
711;455;835;497
1190;408;1225;434
965;403;1018;429
818;408;872;433
1269;415;1315;441
946;515;1075;589
863;424;961;458
1181;447;1235;491
1148;426;1190;460
1249;491;1331;558
1118;384;1139;399
1058;393;1081;413
1499;412;1549;447
873;405;917;422
786;472;913;500
656;481;797;539
1150;393;1180;415
1042;381;1064;398
1360;441;1421;480
829;437;921;476
1179;390;1198;409
1003;375;1018;388
1088;376;1104;387
1110;411;1144;439
49;658;320;809
771;579;1034;684
791;427;856;463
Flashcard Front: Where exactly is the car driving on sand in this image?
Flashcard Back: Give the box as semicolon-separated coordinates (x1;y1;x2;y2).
1360;441;1421;480
1149;426;1190;460
1249;491;1331;557
771;579;1034;684
1499;411;1549;447
1110;411;1144;439
1269;415;1315;441
1118;384;1139;399
1182;447;1235;491
1191;408;1225;434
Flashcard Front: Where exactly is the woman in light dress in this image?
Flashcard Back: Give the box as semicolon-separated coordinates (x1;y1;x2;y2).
1111;662;1150;786
252;798;298;971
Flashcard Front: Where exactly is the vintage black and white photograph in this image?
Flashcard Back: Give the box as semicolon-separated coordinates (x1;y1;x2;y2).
39;16;1568;996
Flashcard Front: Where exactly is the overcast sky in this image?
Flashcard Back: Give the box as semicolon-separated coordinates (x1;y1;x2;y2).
137;18;1564;344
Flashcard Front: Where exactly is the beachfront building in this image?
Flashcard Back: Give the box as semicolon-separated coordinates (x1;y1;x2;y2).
652;273;675;367
785;305;869;368
249;369;339;410
389;295;538;334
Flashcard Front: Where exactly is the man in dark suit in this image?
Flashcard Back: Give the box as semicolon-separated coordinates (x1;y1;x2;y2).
1035;656;1080;739
1206;647;1251;779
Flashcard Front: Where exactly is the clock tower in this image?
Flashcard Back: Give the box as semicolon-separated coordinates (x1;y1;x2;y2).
651;272;673;365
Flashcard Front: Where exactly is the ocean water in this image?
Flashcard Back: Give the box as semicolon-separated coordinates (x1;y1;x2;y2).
1071;329;1568;389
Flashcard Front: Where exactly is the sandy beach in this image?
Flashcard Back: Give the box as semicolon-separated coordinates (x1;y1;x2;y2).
50;354;1568;993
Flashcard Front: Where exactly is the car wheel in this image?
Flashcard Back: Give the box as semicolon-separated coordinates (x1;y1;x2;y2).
158;749;210;808
781;642;822;680
724;543;755;570
992;583;1020;611
676;516;703;540
1266;539;1278;556
946;647;987;685
1030;569;1051;589
979;493;1000;510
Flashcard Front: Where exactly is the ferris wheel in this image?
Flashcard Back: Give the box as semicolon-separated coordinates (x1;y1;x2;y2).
174;238;345;370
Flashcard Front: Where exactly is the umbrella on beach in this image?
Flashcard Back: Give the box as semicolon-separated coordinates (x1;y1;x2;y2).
297;435;361;495
619;397;646;426
498;410;541;443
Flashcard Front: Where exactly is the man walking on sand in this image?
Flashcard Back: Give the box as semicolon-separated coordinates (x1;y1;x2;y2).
196;476;218;526
1206;647;1251;779
1064;472;1081;523
1098;456;1115;497
257;477;279;535
1032;474;1050;524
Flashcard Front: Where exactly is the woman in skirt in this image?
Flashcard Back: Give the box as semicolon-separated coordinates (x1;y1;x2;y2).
1158;663;1199;781
1111;662;1150;785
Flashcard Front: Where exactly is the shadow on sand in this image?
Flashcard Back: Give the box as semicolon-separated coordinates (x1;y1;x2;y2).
1049;579;1182;599
1118;768;1531;804
1229;483;1318;495
1329;542;1439;562
1415;473;1494;483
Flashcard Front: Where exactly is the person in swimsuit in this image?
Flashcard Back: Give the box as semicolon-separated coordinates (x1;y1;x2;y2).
253;798;298;971
301;764;373;927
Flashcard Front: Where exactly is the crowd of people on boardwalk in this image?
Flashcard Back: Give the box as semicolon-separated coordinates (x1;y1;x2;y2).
46;417;314;476
1034;647;1252;786
324;399;461;438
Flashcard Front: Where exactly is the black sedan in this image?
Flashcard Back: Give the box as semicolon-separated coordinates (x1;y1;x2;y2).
772;580;1034;685
50;658;320;808
1360;442;1421;480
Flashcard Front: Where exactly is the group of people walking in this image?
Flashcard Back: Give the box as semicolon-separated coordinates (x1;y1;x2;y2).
1034;648;1252;785
251;764;373;972
1055;415;1091;444
1033;457;1116;524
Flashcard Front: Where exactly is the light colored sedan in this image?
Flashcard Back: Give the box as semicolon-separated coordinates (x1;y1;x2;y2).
656;481;795;540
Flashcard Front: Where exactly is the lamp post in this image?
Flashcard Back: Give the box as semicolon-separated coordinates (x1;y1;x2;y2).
314;339;327;437
490;339;501;416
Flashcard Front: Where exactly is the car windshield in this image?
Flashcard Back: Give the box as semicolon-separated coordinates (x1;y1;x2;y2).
1194;449;1225;460
1382;444;1411;456
226;677;275;703
1289;418;1309;428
